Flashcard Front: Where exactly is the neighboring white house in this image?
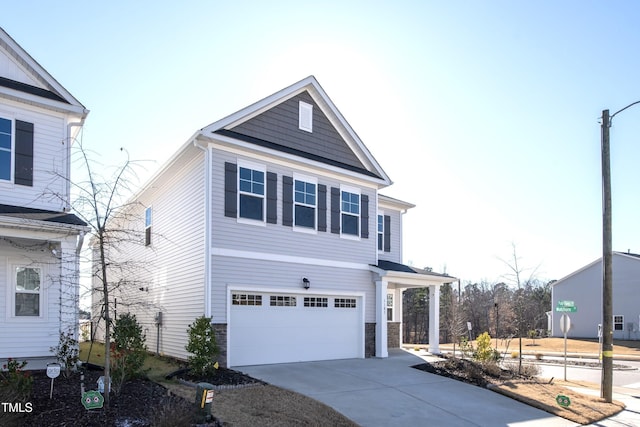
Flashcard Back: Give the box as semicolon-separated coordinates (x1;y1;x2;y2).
551;251;640;340
0;28;89;369
93;76;455;367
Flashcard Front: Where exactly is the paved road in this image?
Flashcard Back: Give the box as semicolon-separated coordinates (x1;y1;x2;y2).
533;357;640;388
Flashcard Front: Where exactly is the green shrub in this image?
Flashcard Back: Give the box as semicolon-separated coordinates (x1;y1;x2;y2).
186;315;219;377
474;332;495;362
0;358;33;401
111;313;147;393
50;330;79;378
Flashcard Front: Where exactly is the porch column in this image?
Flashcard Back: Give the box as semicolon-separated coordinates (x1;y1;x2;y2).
398;288;404;347
375;279;388;358
428;284;440;354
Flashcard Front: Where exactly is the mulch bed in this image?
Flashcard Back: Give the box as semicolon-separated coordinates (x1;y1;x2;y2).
3;366;261;427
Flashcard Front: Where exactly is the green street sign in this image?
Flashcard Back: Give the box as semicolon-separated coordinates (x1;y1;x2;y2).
556;394;571;408
82;390;104;410
556;301;577;312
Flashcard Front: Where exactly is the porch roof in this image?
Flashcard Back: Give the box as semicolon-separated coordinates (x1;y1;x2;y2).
0;204;87;226
370;260;457;288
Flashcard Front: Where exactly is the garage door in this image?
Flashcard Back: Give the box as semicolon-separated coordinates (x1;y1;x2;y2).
229;291;363;366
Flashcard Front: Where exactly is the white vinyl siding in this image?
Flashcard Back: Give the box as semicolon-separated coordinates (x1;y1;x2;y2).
0;101;68;211
213;150;377;266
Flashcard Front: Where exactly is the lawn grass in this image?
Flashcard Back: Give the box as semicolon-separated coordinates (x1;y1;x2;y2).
79;341;181;382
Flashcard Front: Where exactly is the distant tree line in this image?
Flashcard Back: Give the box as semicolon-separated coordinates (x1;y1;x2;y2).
402;279;553;344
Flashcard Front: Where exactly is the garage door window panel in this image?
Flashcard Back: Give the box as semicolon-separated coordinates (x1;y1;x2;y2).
232;293;262;306
270;295;297;307
304;297;328;307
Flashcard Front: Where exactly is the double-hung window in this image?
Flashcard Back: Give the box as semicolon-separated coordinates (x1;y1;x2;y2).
238;163;265;222
14;266;42;317
294;175;316;229
0;117;12;181
341;187;360;236
377;214;384;251
145;206;152;246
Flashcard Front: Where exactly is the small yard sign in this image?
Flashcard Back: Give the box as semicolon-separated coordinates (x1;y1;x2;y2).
556;394;571;408
81;390;104;410
556;300;577;312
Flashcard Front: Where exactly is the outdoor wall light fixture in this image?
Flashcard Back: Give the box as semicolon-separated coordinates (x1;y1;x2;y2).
302;277;310;289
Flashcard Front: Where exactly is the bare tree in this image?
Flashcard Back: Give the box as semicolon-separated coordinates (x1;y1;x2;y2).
60;142;151;407
499;242;540;374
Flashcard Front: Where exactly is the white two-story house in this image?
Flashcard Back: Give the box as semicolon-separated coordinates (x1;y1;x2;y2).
94;76;453;367
0;28;89;368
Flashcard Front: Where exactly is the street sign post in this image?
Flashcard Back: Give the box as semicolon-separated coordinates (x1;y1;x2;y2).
560;313;571;381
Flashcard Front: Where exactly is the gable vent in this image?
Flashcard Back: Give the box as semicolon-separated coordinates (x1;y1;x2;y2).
299;101;313;132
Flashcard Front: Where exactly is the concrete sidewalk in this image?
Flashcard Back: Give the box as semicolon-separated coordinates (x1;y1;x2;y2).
239;349;578;426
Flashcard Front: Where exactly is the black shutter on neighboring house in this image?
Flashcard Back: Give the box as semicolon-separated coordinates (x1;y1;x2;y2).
224;162;237;218
266;172;277;224
330;187;340;234
282;176;293;226
360;194;369;238
317;184;327;232
14;120;33;187
384;215;391;252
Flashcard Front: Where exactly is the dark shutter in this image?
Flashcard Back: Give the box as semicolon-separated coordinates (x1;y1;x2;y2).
282;176;293;226
384;215;391;252
330;187;340;234
224;162;237;218
267;172;277;224
14;120;33;187
360;194;369;238
317;184;327;232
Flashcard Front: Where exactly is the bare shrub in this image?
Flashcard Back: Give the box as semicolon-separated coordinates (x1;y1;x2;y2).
148;396;196;427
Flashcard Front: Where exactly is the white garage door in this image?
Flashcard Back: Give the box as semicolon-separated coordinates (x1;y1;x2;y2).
229;292;363;366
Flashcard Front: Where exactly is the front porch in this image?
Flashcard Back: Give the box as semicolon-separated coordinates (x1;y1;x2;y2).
370;260;457;357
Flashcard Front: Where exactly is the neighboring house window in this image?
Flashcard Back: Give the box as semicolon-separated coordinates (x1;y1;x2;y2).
232;294;262;306
14;266;42;316
0;117;34;186
0;117;10;181
614;315;624;331
238;164;265;222
294;177;316;229
386;293;393;321
145;206;152;246
341;188;360;236
377;214;384;251
299;101;313;132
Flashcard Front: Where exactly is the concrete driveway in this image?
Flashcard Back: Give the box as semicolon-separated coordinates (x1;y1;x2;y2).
238;349;576;427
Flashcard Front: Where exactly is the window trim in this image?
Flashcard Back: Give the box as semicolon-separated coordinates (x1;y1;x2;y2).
144;206;152;246
7;262;46;320
299;101;313;132
614;315;624;331
377;212;384;252
293;173;317;233
237;160;266;225
0;116;14;183
386;293;394;322
340;185;360;240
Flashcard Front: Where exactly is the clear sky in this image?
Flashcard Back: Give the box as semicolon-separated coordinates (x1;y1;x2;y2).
4;1;640;284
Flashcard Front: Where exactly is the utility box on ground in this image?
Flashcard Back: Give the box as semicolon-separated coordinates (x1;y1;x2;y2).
195;382;214;423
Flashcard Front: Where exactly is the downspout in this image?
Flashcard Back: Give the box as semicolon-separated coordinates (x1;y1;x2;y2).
194;138;212;318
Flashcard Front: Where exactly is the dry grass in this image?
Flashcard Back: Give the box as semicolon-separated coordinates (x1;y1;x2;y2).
490;379;625;425
431;338;639;425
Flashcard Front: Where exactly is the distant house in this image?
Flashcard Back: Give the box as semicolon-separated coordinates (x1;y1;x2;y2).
93;76;455;367
551;252;640;340
0;28;89;368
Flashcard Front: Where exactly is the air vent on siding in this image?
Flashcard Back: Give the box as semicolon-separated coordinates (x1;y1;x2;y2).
299;101;313;132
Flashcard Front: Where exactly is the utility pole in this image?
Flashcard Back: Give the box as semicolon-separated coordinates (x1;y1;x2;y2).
601;109;613;403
